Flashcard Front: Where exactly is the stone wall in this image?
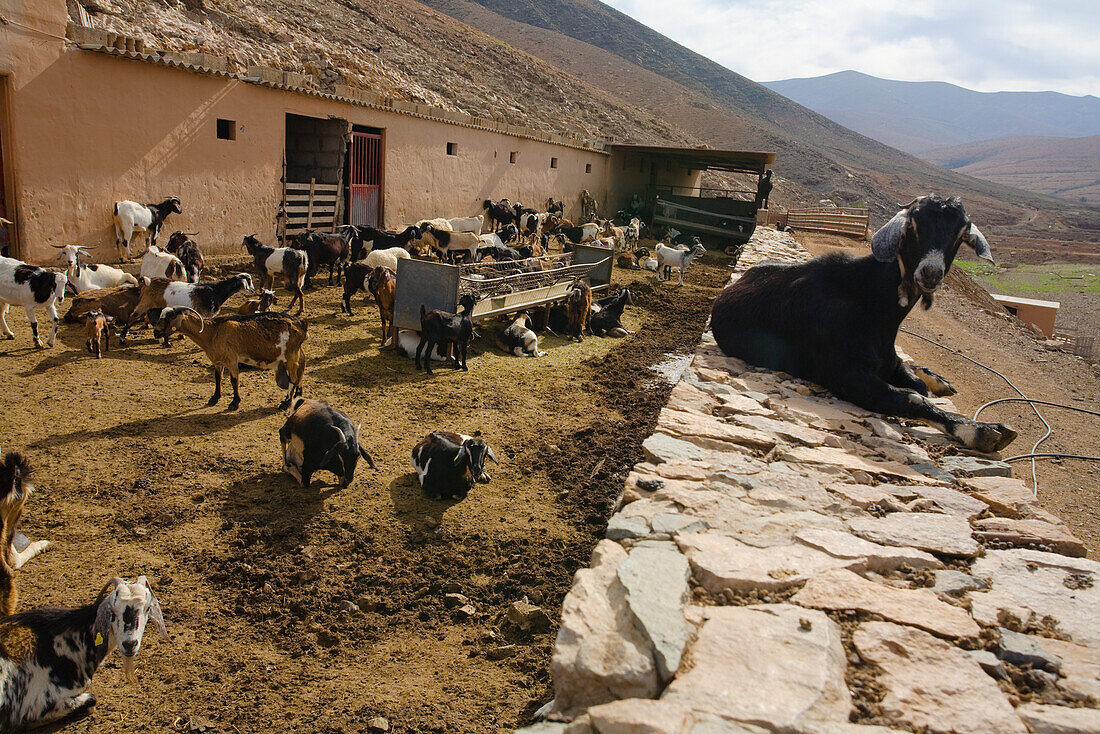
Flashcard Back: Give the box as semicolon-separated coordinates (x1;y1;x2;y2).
522;230;1100;734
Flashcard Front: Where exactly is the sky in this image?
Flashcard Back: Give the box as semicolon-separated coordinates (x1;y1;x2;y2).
601;0;1099;97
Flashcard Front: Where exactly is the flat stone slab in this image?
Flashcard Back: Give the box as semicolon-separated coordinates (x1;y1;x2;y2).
551;540;659;717
1030;636;1100;701
940;456;1013;477
852;622;1027;733
781;446;935;483
827;483;893;509
933;569;988;597
658;408;777;452
960;476;1040;518
716;393;775;418
617;545;692;682
848;513;980;557
728;413;829;447
997;627;1063;672
793;528;942;572
662;605;851;731
793;568;980;638
1016;703;1100;734
643;432;705;464
972;517;1087;557
585;699;771;734
911;485;988;519
969;550;1100;647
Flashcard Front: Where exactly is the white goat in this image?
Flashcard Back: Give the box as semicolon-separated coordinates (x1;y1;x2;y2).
415;218;452;232
0;256;67;347
447;215;484;234
655;242;707;286
53;245;137;293
363;246;411;273
112;198;181;260
140;246;186;282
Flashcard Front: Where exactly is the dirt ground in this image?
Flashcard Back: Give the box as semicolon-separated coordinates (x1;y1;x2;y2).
0;243;729;733
794;231;1100;559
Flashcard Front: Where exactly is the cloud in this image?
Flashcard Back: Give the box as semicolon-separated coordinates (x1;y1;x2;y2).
602;0;1099;96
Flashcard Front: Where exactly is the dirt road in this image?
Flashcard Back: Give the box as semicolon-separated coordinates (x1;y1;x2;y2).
0;248;729;733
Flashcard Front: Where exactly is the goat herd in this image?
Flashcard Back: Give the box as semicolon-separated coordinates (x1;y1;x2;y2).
0;192;717;729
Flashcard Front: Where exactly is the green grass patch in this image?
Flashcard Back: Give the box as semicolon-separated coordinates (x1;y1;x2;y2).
967;262;1100;296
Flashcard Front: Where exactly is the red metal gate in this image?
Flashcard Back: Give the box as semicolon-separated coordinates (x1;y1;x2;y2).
348;131;382;228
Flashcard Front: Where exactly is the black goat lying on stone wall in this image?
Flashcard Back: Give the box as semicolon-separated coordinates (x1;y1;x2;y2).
711;194;1017;454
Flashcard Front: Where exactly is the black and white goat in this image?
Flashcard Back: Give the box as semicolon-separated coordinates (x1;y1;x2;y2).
0;256;67;348
53;245;137;294
112;197;181;260
345;225;422;262
164;231;204;284
0;576;166;730
655;242;706;285
279;398;376;488
590;288;633;337
132;274;255;343
420;225;479;264
242;235;307;315
410;431;497;500
482;199;515;231
500;313;544;357
711;194;1017;453
139;245;186;282
416;293;477;374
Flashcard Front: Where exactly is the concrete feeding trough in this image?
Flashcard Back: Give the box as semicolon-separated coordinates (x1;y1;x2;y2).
393;244;614;331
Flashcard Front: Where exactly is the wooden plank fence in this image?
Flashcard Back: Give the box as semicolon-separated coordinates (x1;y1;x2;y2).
279;180;340;244
785;207;870;239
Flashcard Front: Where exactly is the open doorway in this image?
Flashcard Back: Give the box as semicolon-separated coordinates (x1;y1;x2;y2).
347;125;382;228
0;78;13;258
280;113;348;242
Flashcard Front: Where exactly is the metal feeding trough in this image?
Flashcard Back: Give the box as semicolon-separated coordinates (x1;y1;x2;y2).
393;244;614;331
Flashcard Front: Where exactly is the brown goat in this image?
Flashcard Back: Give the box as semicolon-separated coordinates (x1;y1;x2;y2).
237;289;278;315
64;284;144;345
367;266;396;348
566;280;592;341
83;310;113;358
158;308;308;410
0;451;50;616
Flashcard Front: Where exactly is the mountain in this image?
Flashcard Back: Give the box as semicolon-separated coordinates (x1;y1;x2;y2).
92;0;1100;238
924;136;1100;205
763;71;1100;155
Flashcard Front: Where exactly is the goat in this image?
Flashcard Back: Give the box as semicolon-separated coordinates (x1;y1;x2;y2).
112;197;181;260
447;215;484;234
164;231;204;284
53;245;137;293
546;197;564;217
368;266;396;348
410;431;497;500
554;221;599;245
416;293;477;374
291;230;351;287
711;194;1016;453
347;225;422;262
623;218;645;249
237;289;278;315
139;246;186;283
616;247;649;270
363;246;411;275
519;212;548;241
341;262;372;316
0;257;67;348
420;225;479;264
500;313;543;357
476;244;523;262
64;285;143;345
0;576;166;730
280;398;375;488
600;220;625;250
395;329;450;362
655;242;706;285
482;199;515;231
415;218;452;232
565;280;592;341
158;308;308;410
83;310;113;358
131;274;255;345
0;450;51;617
590;288;633;337
242;235;307;315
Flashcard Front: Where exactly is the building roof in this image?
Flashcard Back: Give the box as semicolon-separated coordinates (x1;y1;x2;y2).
606;143;776;174
991;293;1061;309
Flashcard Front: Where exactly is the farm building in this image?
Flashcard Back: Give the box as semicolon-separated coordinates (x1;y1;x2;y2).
0;0;775;264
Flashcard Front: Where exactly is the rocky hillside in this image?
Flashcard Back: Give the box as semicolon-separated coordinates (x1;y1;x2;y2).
86;0;1099;237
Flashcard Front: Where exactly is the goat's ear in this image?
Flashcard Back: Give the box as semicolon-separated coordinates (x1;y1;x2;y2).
485;445;498;464
965;224;994;263
358;443;376;469
871;209;910;262
135;575;167;638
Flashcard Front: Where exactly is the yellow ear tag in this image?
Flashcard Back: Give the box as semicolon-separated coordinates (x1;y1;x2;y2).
95;633;104;647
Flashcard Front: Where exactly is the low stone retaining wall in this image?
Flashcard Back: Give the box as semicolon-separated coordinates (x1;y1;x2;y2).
521;230;1100;734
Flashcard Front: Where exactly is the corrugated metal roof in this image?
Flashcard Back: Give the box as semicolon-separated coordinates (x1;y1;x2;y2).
76;43;608;154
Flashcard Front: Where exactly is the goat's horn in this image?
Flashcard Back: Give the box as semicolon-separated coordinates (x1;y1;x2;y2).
51;244;69;249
